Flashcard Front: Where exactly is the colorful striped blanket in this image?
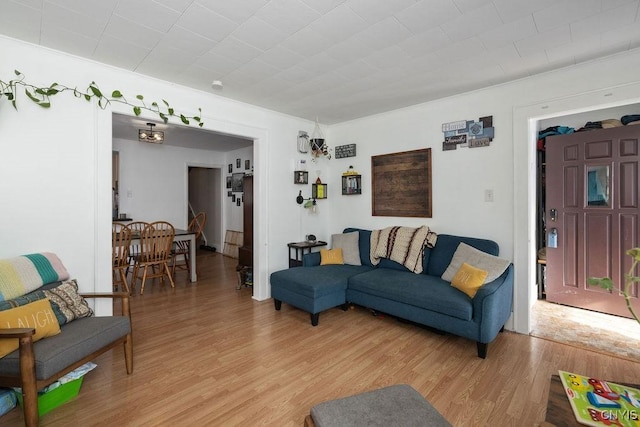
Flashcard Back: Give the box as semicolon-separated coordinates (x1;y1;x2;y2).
0;253;70;302
370;226;438;274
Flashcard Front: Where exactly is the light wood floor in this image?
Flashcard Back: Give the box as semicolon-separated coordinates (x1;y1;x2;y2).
3;252;640;426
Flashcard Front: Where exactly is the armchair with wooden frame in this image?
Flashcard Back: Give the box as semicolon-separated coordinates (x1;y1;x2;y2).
0;292;132;427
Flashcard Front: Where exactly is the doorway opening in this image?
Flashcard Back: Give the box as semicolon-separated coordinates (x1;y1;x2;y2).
188;166;221;252
531;103;640;360
110;112;268;299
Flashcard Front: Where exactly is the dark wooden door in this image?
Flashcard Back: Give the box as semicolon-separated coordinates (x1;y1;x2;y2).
545;126;640;318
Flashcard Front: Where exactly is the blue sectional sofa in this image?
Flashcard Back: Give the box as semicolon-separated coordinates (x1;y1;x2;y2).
270;228;514;358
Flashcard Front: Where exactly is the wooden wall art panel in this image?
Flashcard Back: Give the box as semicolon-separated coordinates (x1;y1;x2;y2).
371;148;432;217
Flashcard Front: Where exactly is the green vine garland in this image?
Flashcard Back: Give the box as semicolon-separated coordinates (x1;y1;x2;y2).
0;70;203;126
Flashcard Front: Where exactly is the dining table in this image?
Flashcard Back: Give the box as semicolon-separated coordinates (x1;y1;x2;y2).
129;228;197;282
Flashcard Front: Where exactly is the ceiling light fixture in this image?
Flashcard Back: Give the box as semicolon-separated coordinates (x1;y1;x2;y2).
138;122;164;143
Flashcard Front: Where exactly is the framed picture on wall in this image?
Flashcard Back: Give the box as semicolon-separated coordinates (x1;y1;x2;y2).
236;158;241;168
372;148;432;217
245;160;250;170
226;176;231;188
227;191;232;197
228;164;232;173
231;172;244;192
294;171;308;184
232;194;236;202
236;199;241;206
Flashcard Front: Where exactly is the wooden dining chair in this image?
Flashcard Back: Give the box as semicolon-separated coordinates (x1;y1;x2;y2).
112;222;132;293
171;212;206;280
131;221;175;294
126;221;148;267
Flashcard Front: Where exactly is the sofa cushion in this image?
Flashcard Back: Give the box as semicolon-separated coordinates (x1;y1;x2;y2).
343;228;374;267
441;243;510;283
320;249;344;265
271;265;372;299
427;235;499;277
0;285;72;327
332;231;361;265
0;299;61;357
43;279;94;325
0;316;131;380
377;257;411;272
0;289;47;311
347;269;473;321
451;263;488;298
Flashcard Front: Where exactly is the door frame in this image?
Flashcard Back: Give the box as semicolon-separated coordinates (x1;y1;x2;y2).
106;106;270;301
513;83;640;335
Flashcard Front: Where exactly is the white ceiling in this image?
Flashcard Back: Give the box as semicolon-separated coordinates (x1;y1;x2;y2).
3;0;640;129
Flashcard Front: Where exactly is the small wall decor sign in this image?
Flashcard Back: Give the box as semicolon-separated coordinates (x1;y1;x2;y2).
442;116;494;151
335;143;356;158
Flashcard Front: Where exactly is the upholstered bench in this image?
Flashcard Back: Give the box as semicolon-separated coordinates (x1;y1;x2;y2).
304;384;451;427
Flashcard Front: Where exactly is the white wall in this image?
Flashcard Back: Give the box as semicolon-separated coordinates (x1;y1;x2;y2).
113;138;226;227
328;48;640;334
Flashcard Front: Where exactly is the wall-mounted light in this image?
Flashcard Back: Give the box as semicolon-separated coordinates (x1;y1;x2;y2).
296;190;317;213
139;122;164;143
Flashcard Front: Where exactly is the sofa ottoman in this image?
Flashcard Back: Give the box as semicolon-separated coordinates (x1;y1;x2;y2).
270;264;371;326
306;384;451;427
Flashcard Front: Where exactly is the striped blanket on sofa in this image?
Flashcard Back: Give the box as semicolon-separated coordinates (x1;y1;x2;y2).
370;226;437;274
0;253;69;301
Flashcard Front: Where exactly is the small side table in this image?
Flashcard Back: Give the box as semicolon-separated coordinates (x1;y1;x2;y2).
287;241;327;267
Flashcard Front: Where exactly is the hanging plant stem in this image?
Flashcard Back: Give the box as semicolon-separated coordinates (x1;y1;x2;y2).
0;70;203;126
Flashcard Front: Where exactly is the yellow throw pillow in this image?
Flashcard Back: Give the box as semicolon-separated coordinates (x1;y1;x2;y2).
451;263;489;298
0;298;61;357
320;248;344;265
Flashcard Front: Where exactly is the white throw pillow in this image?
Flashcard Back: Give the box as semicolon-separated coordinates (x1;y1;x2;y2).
331;232;361;266
441;243;510;284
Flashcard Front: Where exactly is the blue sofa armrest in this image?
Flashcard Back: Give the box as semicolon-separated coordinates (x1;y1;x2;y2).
472;264;514;343
302;252;321;266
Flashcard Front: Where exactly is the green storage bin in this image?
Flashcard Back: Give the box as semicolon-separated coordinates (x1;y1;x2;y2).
17;377;83;417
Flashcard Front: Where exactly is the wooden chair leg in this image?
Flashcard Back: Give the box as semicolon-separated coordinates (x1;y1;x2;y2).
118;268;130;294
164;262;175;288
124;333;133;374
139;265;149;295
18;335;38;427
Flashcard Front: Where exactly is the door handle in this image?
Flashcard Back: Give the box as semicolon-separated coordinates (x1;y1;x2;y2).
550;208;557;222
